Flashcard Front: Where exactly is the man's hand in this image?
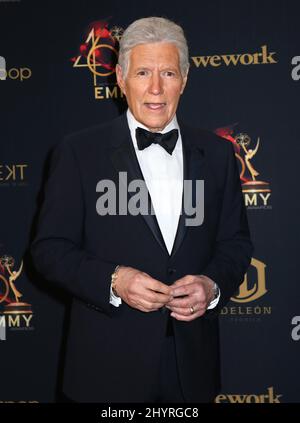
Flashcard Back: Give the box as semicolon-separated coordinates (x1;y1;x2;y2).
166;275;215;321
115;266;173;312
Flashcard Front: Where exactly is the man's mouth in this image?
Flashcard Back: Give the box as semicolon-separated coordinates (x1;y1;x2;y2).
144;103;166;110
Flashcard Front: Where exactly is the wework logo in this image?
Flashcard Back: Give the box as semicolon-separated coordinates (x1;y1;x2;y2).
215;387;282;403
191;45;277;68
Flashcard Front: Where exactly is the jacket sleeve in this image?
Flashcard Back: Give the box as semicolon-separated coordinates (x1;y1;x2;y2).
30;137;116;314
202;141;254;317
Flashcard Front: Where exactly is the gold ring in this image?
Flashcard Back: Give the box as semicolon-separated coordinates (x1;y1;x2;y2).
190;306;194;314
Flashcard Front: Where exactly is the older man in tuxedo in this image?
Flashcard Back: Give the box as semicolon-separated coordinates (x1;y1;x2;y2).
31;17;253;403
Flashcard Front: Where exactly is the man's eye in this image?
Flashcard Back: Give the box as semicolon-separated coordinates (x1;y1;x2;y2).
164;71;176;77
137;70;148;76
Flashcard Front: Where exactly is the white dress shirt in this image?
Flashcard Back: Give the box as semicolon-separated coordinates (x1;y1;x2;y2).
110;109;220;309
127;109;183;254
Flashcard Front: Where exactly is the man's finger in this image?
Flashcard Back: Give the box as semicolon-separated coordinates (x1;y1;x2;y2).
139;298;169;312
167;305;206;315
172;275;193;287
167;306;192;316
170;311;196;321
167;296;193;308
131;286;172;308
170;310;205;321
171;283;194;298
146;277;173;295
145;290;173;304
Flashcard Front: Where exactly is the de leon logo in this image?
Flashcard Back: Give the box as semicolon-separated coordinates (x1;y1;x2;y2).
232;258;267;303
71;19;124;100
221;258;271;319
0;255;33;341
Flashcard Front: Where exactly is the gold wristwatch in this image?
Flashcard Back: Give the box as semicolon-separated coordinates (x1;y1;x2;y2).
212;282;220;300
111;265;121;298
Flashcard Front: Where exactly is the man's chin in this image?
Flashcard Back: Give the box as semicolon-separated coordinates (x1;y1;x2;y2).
139;117;170;132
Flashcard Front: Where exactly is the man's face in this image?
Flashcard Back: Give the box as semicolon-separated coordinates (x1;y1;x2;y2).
116;42;188;132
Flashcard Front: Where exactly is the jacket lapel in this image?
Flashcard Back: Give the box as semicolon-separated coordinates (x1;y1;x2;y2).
109;114;207;258
170;123;206;258
110;115;169;254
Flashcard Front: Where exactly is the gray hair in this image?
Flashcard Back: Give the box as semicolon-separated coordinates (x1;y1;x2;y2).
118;17;189;78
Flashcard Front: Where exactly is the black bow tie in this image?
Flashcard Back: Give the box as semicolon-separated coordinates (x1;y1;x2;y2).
136;127;179;155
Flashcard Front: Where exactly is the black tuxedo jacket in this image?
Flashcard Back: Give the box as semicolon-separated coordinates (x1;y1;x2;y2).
31;113;253;402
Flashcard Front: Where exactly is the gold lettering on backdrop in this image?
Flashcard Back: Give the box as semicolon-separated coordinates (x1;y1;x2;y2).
239;54;253;65
220;54;240;66
259;193;271;205
1;67;32;81
215;387;282;403
0;165;28;181
5;165;16;181
106;85;123;99
22;314;33;327
220;306;272;315
17;164;27;180
94;85;124;100
0;314;33;328
95;86;104;99
210;55;222;67
244;193;272;207
244;193;258;206
191;45;278;68
7;315;20;327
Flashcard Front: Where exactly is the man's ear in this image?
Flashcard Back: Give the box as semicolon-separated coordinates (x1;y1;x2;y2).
116;64;126;96
180;67;189;94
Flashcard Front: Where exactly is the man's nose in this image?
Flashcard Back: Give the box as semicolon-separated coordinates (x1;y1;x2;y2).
148;73;163;95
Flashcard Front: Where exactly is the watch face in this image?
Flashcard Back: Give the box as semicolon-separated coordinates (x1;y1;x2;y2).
212;283;218;298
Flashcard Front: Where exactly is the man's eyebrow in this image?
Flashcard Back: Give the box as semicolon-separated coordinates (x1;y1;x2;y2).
161;67;178;71
134;66;178;71
134;66;151;70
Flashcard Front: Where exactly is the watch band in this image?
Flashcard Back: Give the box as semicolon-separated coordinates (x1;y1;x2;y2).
213;282;220;300
111;265;121;298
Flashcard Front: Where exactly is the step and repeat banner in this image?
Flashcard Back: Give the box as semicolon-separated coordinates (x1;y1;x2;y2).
0;0;299;403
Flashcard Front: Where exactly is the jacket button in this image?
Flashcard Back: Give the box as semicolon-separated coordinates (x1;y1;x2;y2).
168;268;176;275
